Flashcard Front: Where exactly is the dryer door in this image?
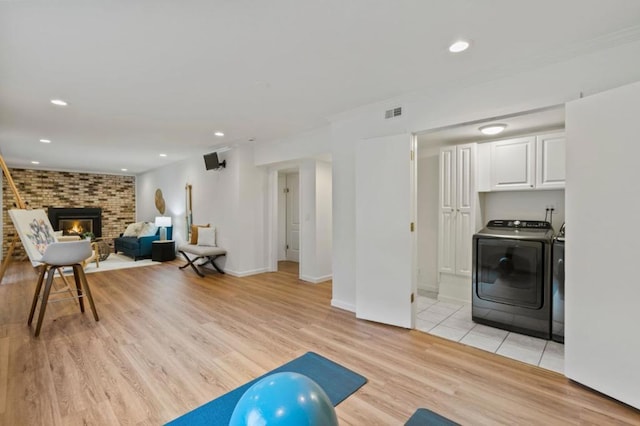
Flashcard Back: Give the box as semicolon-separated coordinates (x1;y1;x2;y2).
475;238;545;309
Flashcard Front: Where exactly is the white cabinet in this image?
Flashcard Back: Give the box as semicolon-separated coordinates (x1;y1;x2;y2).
536;132;566;189
490;136;535;190
485;132;565;191
438;143;476;277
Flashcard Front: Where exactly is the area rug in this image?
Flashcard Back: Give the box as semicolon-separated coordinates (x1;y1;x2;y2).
405;408;460;426
166;352;367;426
65;253;160;275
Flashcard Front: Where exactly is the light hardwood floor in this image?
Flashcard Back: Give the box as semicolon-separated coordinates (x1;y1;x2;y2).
0;260;638;425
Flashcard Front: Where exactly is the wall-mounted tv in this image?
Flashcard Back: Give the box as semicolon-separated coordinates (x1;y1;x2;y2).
203;152;226;170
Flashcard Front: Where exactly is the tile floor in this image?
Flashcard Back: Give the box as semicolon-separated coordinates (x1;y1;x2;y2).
416;295;564;374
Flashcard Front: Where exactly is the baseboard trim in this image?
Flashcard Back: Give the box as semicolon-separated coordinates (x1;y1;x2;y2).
331;299;355;313
225;267;270;277
437;294;471;306
299;274;332;284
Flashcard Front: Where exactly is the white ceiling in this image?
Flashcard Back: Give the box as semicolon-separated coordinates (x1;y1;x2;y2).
417;106;565;147
1;1;640;174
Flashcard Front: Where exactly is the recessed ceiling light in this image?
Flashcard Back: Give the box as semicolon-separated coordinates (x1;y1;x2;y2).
159;153;167;157
50;99;68;106
449;40;470;53
214;131;225;137
479;124;507;135
121;168;128;172
39;139;51;143
31;161;40;164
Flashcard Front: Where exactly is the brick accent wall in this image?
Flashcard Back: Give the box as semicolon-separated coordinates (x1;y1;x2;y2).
2;168;135;259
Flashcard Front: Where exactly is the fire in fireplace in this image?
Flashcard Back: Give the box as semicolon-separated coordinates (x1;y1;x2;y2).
48;207;102;238
59;219;93;236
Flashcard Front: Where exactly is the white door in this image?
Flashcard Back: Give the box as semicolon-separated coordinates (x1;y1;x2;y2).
455;143;475;276
490;136;535;190
285;172;300;262
565;81;640;409
355;134;416;328
438;146;456;274
535;132;566;189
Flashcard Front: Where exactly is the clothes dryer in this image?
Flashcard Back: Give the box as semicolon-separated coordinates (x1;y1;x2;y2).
472;220;554;339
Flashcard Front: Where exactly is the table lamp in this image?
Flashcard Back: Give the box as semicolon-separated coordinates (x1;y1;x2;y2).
155;216;172;240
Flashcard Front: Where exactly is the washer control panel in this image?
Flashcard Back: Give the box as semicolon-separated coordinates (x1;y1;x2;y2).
487;220;552;229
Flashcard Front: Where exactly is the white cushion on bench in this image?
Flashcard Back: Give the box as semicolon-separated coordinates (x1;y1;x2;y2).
178;244;226;256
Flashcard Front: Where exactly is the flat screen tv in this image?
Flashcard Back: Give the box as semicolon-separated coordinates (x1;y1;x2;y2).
204;152;226;170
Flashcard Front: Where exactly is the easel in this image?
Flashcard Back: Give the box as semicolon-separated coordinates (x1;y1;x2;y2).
0;157;79;301
0;154;28;283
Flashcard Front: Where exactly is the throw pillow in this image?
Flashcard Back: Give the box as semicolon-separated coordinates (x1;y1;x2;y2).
123;222;143;237
190;224;210;244
138;222;158;237
197;227;216;246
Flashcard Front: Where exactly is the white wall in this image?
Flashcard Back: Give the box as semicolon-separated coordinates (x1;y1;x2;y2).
483;190;565;231
565;81;640;409
136;144;269;276
314;160;333;281
255;126;331;166
328;39;640;312
298;160;333;283
417;147;439;293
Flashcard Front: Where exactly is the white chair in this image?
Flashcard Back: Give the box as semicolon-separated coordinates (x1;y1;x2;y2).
28;239;99;337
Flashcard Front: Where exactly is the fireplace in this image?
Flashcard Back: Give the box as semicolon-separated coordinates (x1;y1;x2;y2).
48;207;102;238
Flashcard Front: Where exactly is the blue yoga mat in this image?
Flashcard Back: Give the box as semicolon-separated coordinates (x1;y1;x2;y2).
166;352;367;425
404;408;460;426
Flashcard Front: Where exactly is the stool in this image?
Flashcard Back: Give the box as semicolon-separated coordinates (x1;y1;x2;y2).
178;244;226;277
28;239;99;337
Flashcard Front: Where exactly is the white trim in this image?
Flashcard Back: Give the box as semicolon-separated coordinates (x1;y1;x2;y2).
437;294;470;306
299;274;332;284
331;299;355;312
224;267;270;277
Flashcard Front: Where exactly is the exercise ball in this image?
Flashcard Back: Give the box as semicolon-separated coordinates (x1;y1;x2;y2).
229;372;338;426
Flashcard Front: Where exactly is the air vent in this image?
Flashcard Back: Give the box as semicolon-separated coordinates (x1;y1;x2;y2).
384;107;402;119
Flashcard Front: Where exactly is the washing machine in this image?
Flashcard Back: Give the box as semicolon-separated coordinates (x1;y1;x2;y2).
472;220;553;339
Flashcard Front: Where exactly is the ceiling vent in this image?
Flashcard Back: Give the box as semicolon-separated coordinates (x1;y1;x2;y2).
385;107;402;119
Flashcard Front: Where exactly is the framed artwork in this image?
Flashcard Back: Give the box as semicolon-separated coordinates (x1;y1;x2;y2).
8;209;57;265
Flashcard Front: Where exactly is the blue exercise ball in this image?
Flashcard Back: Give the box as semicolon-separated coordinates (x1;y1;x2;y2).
229;372;338;426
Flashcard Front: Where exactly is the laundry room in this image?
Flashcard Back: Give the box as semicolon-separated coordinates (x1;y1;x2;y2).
416;106;565;303
414;105;567;371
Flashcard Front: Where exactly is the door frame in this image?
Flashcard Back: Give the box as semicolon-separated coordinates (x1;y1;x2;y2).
284;171;300;262
268;166;301;273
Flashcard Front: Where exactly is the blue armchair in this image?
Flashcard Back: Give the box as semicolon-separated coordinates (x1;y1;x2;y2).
114;226;172;260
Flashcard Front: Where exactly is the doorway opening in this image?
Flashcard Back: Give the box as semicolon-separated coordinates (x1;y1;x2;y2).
278;170;300;271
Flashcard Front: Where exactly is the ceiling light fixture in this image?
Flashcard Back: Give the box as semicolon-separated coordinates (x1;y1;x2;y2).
214;131;225;137
479;124;507;135
39;139;51;143
121;168;128;172
50;99;68;106
159;153;167;157
31;161;40;164
449;40;470;53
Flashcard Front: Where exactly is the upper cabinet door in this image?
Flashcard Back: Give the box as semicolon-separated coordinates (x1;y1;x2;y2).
536;132;566;189
490;136;535;190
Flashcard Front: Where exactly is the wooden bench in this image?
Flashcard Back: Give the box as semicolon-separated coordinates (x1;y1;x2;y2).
177;244;226;277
